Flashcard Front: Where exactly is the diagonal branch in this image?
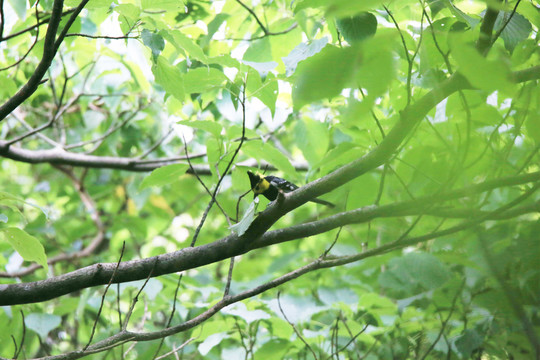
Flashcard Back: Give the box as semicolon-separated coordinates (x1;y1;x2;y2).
0;170;538;305
0;0;90;122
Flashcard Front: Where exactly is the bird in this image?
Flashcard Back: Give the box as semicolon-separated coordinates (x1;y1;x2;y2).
247;171;335;207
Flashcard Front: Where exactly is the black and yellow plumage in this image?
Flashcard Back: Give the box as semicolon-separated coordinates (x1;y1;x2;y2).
247;171;334;207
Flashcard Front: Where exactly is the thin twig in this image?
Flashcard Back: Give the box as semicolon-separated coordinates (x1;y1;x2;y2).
491;0;522;47
277;292;318;359
84;241;126;350
152;273;184;359
65;33;138;40
189;84;247;247
0;0;41;71
182;135;232;224
122;258;159;330
13;310;26;359
154;338;195;360
223;257;235;297
137;128;174;160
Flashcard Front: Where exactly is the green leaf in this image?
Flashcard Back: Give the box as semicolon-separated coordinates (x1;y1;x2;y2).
243;38;273;62
0;227;48;273
0;191;49;218
229;199;258;236
152;57;185;101
242;142;296;175
525;113;540;143
294;117;329;165
336;12;377;44
166;31;208;63
114;3;140;20
254;339;290;360
282;37;328;75
140;164;189;189
141;29;165;59
378;252;451;295
141;0;184;11
178;120;223;138
450;40;515;93
246;69;278;115
494;12;532;52
295;0;385;18
455;329;484;358
183;68;228;94
293;45;361;109
25;313;61;339
356;34;395;97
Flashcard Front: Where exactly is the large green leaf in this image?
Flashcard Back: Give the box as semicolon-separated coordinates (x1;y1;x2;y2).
378;252;451;296
183;68;229;94
292;45;361;109
152;57;185;101
450;39;515;93
241;142;296;175
295;0;385;18
166;30;209;63
141;29;165;59
494;11;532;52
140;164;189;189
178;120;223;138
336;12;377;43
0;227;48;273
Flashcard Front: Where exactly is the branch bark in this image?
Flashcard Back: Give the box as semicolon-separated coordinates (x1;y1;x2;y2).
1;170;538;305
0;0;90;121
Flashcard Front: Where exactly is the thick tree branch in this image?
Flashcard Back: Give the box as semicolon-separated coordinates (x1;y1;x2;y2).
0;143;308;173
0;0;64;121
0;0;89;121
476;2;501;55
0;185;531;359
0;170;538;305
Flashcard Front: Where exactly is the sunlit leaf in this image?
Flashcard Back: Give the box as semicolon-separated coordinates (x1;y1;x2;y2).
140;164;189;189
0;227;48;274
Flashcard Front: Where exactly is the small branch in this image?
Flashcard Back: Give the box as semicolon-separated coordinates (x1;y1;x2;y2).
476;2;501;55
419;279;464;360
277;292;318;360
154;338;195;360
0;0;41;71
152;274;184;359
491;0;522;47
65;102;148;151
223;257;235;297
123;258;158;330
14;310;26;359
9;111;61;147
0;0;5;42
182;135;232;224
84;242;126;350
235;0;270;35
65;33;138;40
1;8;76;42
137;128;174;160
1;171;539;303
0;0;89;121
189;84;247;247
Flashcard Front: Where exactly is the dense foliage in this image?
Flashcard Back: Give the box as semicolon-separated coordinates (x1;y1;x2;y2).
0;0;539;359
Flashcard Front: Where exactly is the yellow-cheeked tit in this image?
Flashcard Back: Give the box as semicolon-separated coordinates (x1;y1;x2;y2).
247;171;335;207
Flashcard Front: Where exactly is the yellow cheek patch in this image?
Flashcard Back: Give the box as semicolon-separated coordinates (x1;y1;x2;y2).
254;179;270;194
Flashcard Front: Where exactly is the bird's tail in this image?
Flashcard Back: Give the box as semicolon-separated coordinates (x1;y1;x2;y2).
310;198;335;208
